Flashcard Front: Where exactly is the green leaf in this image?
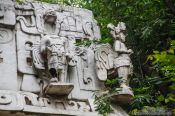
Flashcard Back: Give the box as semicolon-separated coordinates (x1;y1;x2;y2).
153;51;159;54
169;84;175;90
157;95;164;102
165;98;169;104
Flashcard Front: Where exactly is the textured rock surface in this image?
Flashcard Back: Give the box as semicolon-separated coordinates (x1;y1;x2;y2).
0;0;130;115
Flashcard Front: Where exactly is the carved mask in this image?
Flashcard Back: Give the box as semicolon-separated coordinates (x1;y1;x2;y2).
44;10;57;24
41;36;66;77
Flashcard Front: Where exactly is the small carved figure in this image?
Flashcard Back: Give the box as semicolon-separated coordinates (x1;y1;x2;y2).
95;22;133;104
40;35;75;82
107;22;133;91
32;35;76;96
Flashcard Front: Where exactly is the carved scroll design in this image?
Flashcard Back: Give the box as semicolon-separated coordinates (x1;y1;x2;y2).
95;44;115;81
32;44;45;70
17;16;40;35
67;100;90;111
0;95;12;105
0;90;23;111
83;76;92;85
0;28;13;44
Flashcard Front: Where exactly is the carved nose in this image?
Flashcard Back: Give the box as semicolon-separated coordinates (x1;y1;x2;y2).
51;52;58;56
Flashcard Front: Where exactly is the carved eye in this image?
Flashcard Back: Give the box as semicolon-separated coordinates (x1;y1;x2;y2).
25;41;33;50
26;57;33;66
1;96;6;99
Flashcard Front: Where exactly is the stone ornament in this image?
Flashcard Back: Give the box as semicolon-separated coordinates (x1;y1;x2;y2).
95;22;133;104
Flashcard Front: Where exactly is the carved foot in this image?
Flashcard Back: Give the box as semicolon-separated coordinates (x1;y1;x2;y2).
50;77;58;83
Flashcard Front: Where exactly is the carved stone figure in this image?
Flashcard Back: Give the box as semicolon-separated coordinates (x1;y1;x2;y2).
95;22;133;104
40;35;70;82
108;22;133;103
30;34;77;96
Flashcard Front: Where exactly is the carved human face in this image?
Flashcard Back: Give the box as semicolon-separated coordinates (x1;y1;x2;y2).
107;23;117;39
109;29;117;39
46;38;66;77
117;22;127;42
44;11;57;23
47;39;65;69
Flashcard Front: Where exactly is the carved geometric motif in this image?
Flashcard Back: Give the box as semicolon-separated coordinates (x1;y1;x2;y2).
0;28;12;44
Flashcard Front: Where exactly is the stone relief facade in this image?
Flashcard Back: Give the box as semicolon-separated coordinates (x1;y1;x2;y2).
0;0;132;115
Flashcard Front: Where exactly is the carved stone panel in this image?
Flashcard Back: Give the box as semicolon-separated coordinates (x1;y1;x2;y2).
0;90;23;111
0;0;129;115
0;0;16;27
0;28;18;90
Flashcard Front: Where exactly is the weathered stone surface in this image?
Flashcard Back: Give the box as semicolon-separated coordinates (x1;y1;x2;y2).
0;0;131;115
0;0;16;27
44;82;74;96
21;75;41;93
0;27;18;90
0;90;129;116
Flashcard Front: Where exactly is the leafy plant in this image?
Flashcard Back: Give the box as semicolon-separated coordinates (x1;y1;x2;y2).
129;75;161;112
75;38;112;47
130;106;171;115
146;40;175;112
94;93;113;116
94;78;122;116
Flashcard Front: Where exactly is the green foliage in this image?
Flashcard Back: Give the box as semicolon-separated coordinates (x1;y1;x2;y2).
93;78;122;115
94;93;113;116
145;41;175;112
129;75;161;112
36;0;61;4
149;41;175;85
75;38;112;46
73;1;175;113
130;106;170;115
37;0;87;6
66;0;175;114
16;0;24;4
105;77;122;89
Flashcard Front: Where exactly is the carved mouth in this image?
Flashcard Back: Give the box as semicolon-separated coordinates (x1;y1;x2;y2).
49;68;57;77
